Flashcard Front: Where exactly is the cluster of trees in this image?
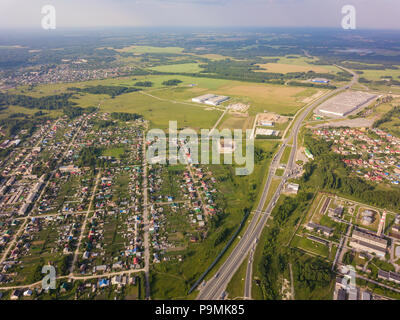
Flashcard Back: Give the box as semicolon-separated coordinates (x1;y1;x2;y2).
0;117;37;136
213;227;233;246
254;146;267;163
360;77;400;86
343;251;355;265
373;106;400;128
0;92;75;110
68;85;141;98
162;79;182;86
111;112;142;121
96;120;114;129
274;192;311;226
9;113;28;119
257;191;325;299
77;147;101;168
77;146;117;169
259;227;282;299
292;256;332;291
134;81;153;87
287;81;337;90
340;61;398;71
63;106;97;119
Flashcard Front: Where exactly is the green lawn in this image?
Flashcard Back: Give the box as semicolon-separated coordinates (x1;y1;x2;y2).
291;235;330;258
226;257;248;299
102;147;125;159
280;146;292;164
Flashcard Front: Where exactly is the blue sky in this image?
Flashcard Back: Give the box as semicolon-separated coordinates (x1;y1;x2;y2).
0;0;399;29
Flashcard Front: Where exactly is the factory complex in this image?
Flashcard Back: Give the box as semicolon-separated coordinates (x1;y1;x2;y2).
315;91;378;117
192;94;230;106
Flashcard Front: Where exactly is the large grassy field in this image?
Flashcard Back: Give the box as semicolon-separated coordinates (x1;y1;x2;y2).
116;45;184;54
256;55;341;74
359;67;400;81
226;258;248;299
150;63;204;73
99;91;222;131
141;77;316;116
219;114;255;131
11;72;319;122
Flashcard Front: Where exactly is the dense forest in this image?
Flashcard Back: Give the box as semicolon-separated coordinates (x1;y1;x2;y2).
258;191;333;299
0;92;75;110
77;146;111;168
68;85;141;98
63;106;97;119
111;112;143;121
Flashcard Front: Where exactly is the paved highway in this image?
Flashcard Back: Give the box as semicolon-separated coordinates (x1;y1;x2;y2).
244;245;255;299
197;67;357;300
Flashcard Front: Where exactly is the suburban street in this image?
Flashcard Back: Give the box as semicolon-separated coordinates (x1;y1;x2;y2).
142;133;151;299
69;170;102;275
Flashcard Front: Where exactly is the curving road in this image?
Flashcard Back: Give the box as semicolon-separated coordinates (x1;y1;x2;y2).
197;67;358;300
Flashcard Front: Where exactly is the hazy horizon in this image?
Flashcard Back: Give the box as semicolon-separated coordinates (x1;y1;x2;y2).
0;0;400;30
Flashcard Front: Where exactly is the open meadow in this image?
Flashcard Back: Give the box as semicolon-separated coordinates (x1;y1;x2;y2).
9;73;322;131
256;55;341;74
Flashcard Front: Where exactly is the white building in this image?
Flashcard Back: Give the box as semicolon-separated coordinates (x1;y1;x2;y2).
192;94;217;103
204;95;230;106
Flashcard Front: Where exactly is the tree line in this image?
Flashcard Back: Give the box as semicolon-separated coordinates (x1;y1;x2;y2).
0;92;75;110
68;85;141;98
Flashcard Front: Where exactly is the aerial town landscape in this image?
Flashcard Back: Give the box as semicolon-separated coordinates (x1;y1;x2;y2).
1;0;400;309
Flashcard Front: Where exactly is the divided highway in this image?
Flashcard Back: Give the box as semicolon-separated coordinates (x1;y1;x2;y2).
197;68;357;300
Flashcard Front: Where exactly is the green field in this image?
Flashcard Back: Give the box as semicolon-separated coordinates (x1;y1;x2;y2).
257;55;341;74
10;72;318;127
361;68;400;81
99;91;222;130
280;146;292;164
150;63;203;73
102;147;126;159
226;258;248;299
116;45;184;54
291;235;329;258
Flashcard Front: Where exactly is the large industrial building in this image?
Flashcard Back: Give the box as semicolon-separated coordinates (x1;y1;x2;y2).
192;94;229;106
315;91;377;117
255;128;279;137
192;94;217;104
204;95;229;106
349;228;387;258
